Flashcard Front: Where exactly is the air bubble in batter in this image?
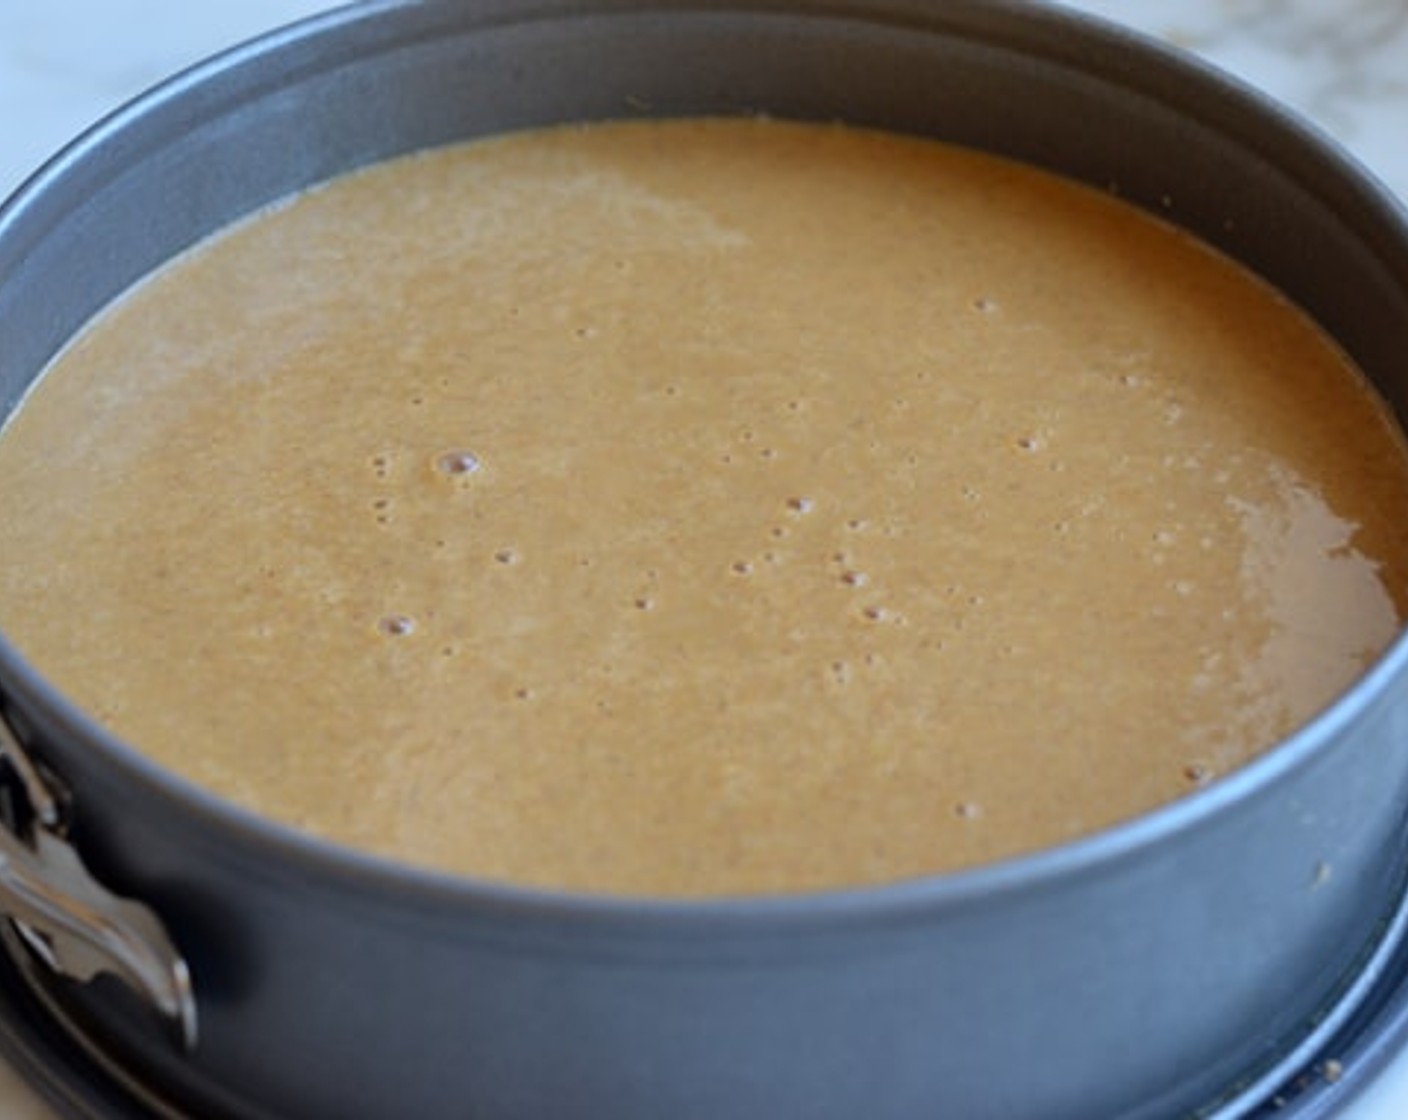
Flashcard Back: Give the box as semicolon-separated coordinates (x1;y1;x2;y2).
435;449;482;477
378;613;416;637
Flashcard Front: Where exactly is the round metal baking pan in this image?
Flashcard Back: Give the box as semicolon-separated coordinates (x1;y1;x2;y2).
4;2;1408;1117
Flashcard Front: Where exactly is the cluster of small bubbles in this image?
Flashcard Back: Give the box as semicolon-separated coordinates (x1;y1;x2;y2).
371;453;393;480
494;548;519;566
378;613;416;637
435;449;482;477
371;498;393;525
959;485;981;504
954;801;983;820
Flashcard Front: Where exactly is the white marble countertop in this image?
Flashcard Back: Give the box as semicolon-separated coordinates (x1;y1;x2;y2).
2;1;1408;1117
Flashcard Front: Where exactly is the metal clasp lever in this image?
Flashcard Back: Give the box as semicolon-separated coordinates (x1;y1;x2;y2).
0;712;197;1051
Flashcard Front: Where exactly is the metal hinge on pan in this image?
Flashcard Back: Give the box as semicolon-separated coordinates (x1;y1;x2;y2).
0;710;197;1052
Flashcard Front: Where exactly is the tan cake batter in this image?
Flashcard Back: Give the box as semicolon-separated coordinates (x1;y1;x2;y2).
1;118;1406;895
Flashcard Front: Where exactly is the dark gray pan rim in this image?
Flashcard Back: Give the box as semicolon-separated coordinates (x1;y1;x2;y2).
3;897;1408;1120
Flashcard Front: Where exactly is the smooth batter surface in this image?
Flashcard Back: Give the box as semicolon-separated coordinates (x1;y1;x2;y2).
1;118;1406;896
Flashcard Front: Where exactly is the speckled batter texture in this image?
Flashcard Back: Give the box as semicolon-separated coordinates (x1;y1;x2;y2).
1;118;1405;895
